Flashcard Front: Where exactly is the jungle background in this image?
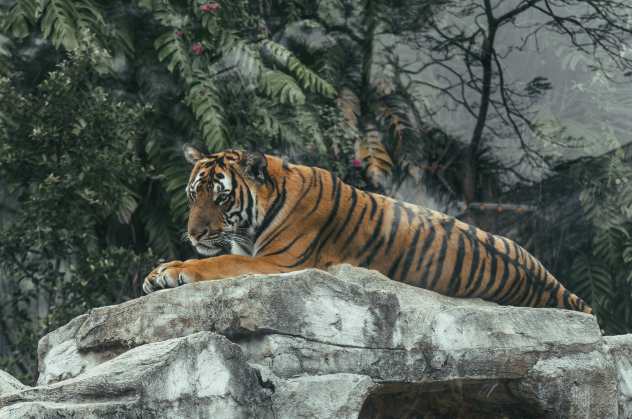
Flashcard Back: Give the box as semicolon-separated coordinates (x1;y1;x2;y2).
1;0;632;384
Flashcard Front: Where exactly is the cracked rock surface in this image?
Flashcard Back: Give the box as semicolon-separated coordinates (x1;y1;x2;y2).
1;265;631;418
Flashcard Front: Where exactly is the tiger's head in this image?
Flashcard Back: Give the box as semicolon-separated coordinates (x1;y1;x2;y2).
182;144;269;257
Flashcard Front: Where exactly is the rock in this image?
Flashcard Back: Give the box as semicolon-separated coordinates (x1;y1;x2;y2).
0;371;27;397
253;365;376;419
3;264;631;418
606;335;632;419
37;314;126;386
2;332;273;418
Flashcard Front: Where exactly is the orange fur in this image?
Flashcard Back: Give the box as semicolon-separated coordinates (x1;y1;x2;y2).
143;147;594;317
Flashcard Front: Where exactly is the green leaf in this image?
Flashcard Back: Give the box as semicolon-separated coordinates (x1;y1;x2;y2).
2;0;37;39
259;67;305;105
259;39;336;98
569;254;613;315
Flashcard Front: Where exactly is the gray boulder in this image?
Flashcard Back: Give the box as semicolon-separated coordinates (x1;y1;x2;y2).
1;264;631;418
1;332;273;418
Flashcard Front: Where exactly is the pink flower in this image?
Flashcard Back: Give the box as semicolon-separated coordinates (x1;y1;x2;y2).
352;159;361;168
193;44;203;55
202;5;210;11
176;30;184;36
310;145;316;151
210;3;219;11
202;89;206;93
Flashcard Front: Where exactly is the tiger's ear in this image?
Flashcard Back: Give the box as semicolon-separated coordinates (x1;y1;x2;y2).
239;150;268;184
183;143;207;165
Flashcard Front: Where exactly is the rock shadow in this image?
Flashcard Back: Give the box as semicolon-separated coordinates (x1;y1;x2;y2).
358;379;542;419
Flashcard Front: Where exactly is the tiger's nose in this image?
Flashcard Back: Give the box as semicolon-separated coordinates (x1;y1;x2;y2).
189;228;208;241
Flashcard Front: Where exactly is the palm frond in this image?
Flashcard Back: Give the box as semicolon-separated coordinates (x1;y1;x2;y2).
357;126;392;186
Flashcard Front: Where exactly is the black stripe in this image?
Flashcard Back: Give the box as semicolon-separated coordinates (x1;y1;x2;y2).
258;225;290;254
475;252;499;298
446;233;466;295
303;171;324;220
254;178;287;244
402;204;415;223
525;260;545;307
342;205;368;249
461;227;481;294
357;208;385;258
246;188;255;225
496;265;526;304
488;255;512;300
329;171;338;198
361;237;385;268
283;175;342;268
231;169;255;226
265;234;303;257
399;228;422;283
512;241;521;262
514;271;537;306
293;168;317;208
528;272;559;307
314;178;345;257
419;254;436;289
301;168;318;198
429;222;454;290
486;232;496;249
238;186;244;211
465;249;491;297
520;266;545;307
385;205;402;254
369;194;378;220
416;224;437;272
387;254;404;279
334;188;358;244
562;289;573;310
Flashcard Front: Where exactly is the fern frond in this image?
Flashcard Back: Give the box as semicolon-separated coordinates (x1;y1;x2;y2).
154;29;192;81
336;88;360;131
36;0;106;50
37;0;79;49
569;253;613;314
357;126;392;186
259;67;305;105
309;36;347;85
259;39;336;98
592;226;628;269
186;72;231;152
379;100;411;141
2;0;37;39
138;194;180;260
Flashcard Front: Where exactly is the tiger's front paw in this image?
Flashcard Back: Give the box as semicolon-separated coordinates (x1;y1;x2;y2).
143;260;201;295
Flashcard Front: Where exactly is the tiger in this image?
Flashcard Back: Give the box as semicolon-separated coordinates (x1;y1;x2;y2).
142;144;595;319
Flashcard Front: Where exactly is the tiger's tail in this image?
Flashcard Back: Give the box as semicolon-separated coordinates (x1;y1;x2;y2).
495;246;594;317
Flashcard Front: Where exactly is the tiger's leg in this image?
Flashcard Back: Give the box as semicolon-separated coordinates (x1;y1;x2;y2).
142;255;290;294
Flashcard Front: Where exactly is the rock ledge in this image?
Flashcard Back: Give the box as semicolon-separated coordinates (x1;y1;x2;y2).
0;265;630;418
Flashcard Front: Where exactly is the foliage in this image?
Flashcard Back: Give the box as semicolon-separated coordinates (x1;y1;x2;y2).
2;0;632;385
0;35;156;383
566;149;632;335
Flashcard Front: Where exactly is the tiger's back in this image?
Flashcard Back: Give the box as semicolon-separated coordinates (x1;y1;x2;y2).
256;157;593;315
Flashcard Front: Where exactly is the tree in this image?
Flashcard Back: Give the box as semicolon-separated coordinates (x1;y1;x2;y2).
398;0;632;202
393;0;632;333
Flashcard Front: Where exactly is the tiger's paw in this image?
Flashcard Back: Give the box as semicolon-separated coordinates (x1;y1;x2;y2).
143;260;201;295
